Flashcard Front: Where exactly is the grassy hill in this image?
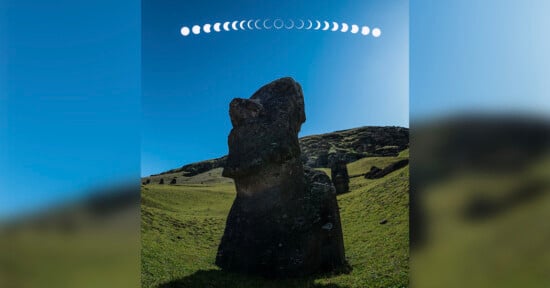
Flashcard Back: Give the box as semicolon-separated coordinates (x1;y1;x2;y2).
141;150;409;288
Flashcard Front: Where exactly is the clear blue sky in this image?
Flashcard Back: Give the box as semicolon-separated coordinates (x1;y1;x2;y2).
411;0;550;120
141;0;409;176
0;1;140;220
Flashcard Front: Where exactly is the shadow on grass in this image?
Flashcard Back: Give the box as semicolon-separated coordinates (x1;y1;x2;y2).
157;269;351;288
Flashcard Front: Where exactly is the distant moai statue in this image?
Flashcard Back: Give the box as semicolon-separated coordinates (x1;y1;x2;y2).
159;178;164;184
145;179;151;184
170;177;177;185
331;159;350;194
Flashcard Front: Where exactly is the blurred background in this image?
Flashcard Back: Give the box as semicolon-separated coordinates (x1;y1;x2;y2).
1;0;549;287
0;1;141;287
410;1;550;287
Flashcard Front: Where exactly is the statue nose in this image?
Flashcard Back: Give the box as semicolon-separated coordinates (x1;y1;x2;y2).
229;98;264;127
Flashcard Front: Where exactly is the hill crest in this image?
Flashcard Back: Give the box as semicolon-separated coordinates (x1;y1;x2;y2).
149;126;409;178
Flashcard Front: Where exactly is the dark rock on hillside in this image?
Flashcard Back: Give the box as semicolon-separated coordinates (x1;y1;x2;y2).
330;159;350;194
365;166;383;178
158;178;164;185
170;178;177;185
300;126;409;168
365;159;409;179
216;77;346;277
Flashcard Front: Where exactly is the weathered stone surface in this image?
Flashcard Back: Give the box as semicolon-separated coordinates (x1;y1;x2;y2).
330;157;350;195
300;126;409;167
216;77;346;277
364;159;409;179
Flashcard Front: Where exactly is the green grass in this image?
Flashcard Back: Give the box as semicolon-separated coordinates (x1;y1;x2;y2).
347;155;409;177
0;224;140;288
397;148;409;158
145;168;233;186
413;152;550;288
141;156;409;288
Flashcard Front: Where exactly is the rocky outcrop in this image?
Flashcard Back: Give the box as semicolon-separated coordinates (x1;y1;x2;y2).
365;166;383;178
170;178;177;185
300;126;409;168
365;159;409;179
216;77;346;277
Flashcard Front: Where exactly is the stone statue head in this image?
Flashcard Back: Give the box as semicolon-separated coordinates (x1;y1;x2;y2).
223;77;306;179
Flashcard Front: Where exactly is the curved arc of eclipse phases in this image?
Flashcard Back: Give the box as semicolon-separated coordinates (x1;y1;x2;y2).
180;19;381;38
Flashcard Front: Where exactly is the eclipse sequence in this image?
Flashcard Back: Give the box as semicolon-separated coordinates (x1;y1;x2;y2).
180;18;381;38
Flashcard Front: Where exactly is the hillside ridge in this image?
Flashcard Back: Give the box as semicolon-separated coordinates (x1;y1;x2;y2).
150;125;409;178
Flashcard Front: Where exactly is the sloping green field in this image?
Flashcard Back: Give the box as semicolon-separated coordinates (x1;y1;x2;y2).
141;153;409;288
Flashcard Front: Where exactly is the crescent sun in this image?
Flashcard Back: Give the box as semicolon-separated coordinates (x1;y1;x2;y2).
305;19;313;30
314;20;321;30
239;20;246;30
341;23;349;32
322;21;330;30
285;19;294;29
231;21;239;30
296;19;305;29
331;22;339;31
247;19;254;30
350;24;359;34
254;19;262;29
223;22;230;31
263;19;272;29
213;22;221;32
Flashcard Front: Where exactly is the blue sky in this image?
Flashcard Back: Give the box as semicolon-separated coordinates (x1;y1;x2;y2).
0;1;140;220
411;0;550;120
141;0;409;176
